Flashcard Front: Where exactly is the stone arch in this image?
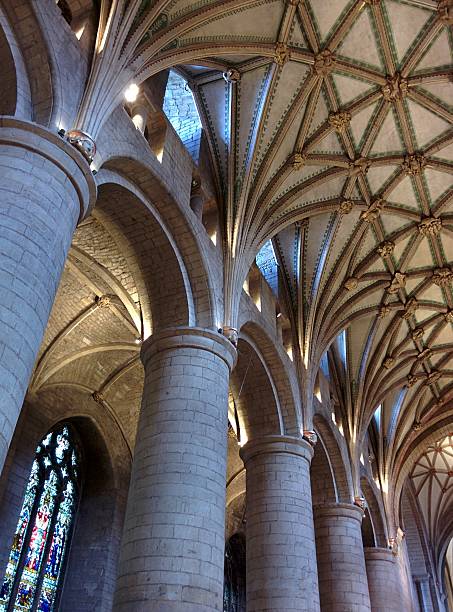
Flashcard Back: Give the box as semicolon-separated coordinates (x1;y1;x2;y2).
94;178;193;336
313;413;353;503
0;6;31;119
238;320;301;436
230;336;282;443
96;163;219;329
361;474;388;547
310;432;337;506
0;387;130;611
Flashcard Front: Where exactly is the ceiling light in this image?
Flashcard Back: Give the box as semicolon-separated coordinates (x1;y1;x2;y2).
124;83;140;103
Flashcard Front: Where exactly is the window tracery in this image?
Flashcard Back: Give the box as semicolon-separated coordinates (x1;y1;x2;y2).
0;424;81;612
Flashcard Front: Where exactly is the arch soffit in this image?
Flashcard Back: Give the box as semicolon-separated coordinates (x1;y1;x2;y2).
239;319;301;436
230;335;282;442
94;169;195;335
360;473;388;547
26;386;131;489
96;161;219;329
0;7;31;119
313;413;353;504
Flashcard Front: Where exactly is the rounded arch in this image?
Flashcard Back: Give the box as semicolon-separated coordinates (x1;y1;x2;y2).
238;320;301;435
94;176;193;336
230;336;282;443
313;413;353;503
0;388;130;611
0;6;31;119
96;163;219;329
360;474;388;547
310;432;337;506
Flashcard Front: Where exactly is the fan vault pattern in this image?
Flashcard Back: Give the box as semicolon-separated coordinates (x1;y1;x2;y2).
72;0;452;554
411;434;453;551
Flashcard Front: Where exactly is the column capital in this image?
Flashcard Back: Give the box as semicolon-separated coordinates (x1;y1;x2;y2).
364;546;396;562
0;117;96;221
313;501;365;523
239;434;313;465
141;326;237;371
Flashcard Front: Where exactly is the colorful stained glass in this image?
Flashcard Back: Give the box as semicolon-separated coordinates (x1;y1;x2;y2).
0;425;81;612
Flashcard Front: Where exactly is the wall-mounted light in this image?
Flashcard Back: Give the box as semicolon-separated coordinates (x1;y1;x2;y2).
124;83;140;103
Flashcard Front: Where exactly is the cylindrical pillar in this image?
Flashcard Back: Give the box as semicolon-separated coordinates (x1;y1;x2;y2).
240;436;320;612
113;327;236;612
314;502;371;612
0;117;95;471
365;547;406;611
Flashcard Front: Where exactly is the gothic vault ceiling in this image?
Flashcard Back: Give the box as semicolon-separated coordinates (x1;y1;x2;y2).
60;0;453;508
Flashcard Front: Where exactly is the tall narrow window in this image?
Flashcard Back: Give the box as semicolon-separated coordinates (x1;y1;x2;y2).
0;424;81;612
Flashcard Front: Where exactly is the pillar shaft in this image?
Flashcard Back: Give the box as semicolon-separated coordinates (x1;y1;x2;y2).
314;503;371;612
365;547;407;612
113;327;236;612
240;436;320;612
0;117;94;471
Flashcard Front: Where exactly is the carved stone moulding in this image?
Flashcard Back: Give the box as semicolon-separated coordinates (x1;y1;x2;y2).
438;0;453;24
364;0;381;5
344;277;359;291
360;197;385;222
412;327;424;340
381;73;408;102
338;199;354;214
445;310;453;323
412;420;422;431
377;240;394;258
313;49;336;76
66;129;96;162
401;297;418;319
388;537;399;556
274;42;289;66
377;304;391;319
354;496;367;512
348;157;370;177
387;272;406;294
426;370;441;385
417;348;433;363
96;295;112;309
402;152;426;176
383;356;395;369
303;430;318;446
418;216;442;237
291;151;307;170
92;391;105;405
223;68;241;83
222;325;238;346
407;374;419;388
328;110;351;133
432;267;453;287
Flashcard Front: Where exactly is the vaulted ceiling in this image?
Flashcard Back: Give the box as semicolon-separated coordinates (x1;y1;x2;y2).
75;0;453;508
411;434;453;552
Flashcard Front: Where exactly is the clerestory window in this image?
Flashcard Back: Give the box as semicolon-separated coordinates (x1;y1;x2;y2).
0;424;81;612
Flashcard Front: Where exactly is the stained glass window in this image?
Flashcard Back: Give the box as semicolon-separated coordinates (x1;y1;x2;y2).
0;424;81;612
223;534;246;612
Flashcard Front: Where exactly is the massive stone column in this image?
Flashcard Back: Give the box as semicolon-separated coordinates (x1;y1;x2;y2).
314;502;371;612
113;327;236;612
240;436;320;612
365;547;406;611
0;117;95;471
